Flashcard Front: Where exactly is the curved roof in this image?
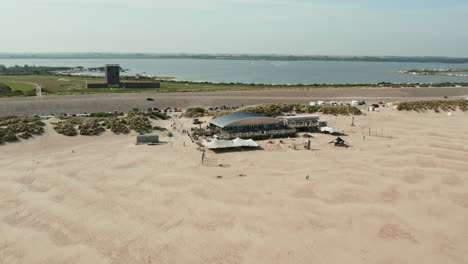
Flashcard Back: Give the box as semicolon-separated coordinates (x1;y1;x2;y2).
210;112;280;128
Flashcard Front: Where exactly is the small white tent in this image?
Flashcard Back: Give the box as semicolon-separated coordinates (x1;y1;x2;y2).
320;127;342;134
232;138;259;147
204;138;259;149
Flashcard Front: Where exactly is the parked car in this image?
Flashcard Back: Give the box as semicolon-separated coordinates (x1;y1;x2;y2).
351;100;366;105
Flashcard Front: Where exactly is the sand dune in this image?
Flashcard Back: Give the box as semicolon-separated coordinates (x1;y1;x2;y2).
0;108;467;263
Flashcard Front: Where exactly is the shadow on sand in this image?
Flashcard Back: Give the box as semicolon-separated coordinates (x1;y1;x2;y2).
210;147;263;154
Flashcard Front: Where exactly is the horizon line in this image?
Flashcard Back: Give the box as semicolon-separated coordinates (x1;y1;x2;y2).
1;52;467;59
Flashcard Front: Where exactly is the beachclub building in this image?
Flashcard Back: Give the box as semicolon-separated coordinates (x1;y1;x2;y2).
209;112;296;139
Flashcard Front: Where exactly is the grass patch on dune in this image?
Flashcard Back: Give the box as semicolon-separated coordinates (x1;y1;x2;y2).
52;112;169;136
397;99;468;113
0;116;45;143
208;103;362;118
181;107;207;118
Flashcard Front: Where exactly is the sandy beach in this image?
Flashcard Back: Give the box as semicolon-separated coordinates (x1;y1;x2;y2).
1;107;467;263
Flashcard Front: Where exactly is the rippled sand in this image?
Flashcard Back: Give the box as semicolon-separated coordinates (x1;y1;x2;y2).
0;108;467;263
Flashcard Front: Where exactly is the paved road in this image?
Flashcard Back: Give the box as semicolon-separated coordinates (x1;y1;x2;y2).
1;86;467;116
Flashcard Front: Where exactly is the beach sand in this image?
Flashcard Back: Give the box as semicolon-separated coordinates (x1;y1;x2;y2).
0;108;467;263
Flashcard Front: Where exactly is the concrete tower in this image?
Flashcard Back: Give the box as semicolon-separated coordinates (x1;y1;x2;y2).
105;64;120;85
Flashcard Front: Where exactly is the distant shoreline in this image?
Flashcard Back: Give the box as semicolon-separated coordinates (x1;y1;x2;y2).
397;68;468;78
1;53;468;64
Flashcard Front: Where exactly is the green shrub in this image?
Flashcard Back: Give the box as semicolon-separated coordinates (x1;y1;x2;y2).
89;112;116;117
53;121;78;136
210;103;362;118
18;132;32;139
0;116;45;144
0;128;18;142
78;119;105;135
23;89;37;96
239;104;296;117
397;99;468;112
52;113;157;136
302;105;362;115
0;90;24;97
0;128;6;143
106;118;130;134
127;115;153;134
147;111;170;120
153;126;167;131
182;107;206;118
0;82;11;92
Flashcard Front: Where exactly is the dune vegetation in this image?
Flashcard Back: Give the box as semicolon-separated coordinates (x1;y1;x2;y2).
181;107;207;118
0;116;45;143
209;103;362;118
397;99;468;113
52;112;169;136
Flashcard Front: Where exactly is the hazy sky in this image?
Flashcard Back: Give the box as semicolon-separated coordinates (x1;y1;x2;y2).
2;0;468;56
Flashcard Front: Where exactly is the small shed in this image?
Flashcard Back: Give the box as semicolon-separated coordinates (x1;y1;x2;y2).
137;135;159;144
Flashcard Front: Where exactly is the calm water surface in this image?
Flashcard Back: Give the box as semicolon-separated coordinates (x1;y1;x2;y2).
1;58;468;84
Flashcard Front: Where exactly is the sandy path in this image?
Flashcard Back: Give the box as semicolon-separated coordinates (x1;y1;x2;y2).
0;109;467;263
1;86;467;116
